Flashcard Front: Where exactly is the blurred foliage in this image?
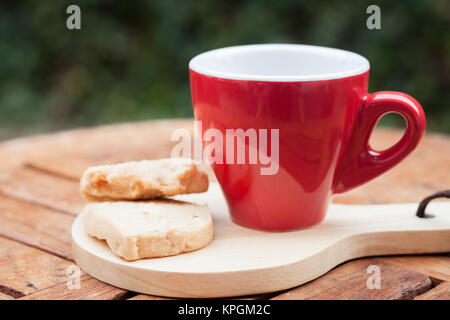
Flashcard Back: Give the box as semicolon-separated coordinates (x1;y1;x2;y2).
0;0;449;140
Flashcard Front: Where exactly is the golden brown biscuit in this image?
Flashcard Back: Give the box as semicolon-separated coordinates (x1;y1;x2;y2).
83;199;213;260
80;158;209;201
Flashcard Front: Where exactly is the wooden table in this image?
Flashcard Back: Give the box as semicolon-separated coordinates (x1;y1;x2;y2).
0;119;448;300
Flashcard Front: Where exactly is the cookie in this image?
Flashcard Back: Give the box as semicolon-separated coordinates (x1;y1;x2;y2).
80;158;209;201
83;199;213;260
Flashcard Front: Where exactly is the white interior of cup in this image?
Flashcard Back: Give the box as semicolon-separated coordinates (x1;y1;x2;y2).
189;44;370;81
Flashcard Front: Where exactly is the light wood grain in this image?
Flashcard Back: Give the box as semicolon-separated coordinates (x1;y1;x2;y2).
0;195;74;260
414;281;450;300
0;167;84;214
72;183;450;298
271;259;432;300
128;292;279;300
128;294;169;300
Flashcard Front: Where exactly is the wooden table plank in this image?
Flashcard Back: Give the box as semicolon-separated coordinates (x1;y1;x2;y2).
0;236;129;299
379;255;450;283
0;195;74;260
18;274;133;300
0;167;84;215
0;120;190;178
271;259;432;300
0;196;135;299
0;292;14;300
414;281;449;300
0;236;74;297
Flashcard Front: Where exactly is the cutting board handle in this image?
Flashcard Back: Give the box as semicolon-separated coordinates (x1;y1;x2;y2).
416;190;450;218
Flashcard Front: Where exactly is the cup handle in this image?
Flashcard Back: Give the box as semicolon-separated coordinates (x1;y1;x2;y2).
333;91;426;193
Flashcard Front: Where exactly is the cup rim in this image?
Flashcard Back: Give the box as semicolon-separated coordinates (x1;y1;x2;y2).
189;44;370;82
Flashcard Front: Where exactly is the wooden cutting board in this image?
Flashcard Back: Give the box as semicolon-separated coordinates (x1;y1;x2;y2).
72;183;450;298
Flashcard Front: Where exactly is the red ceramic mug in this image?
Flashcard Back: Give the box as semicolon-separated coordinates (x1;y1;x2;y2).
189;44;426;231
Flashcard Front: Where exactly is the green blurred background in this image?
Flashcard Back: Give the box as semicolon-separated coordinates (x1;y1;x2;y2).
0;0;449;140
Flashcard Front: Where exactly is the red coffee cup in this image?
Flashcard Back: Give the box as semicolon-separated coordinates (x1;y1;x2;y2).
189;44;426;231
